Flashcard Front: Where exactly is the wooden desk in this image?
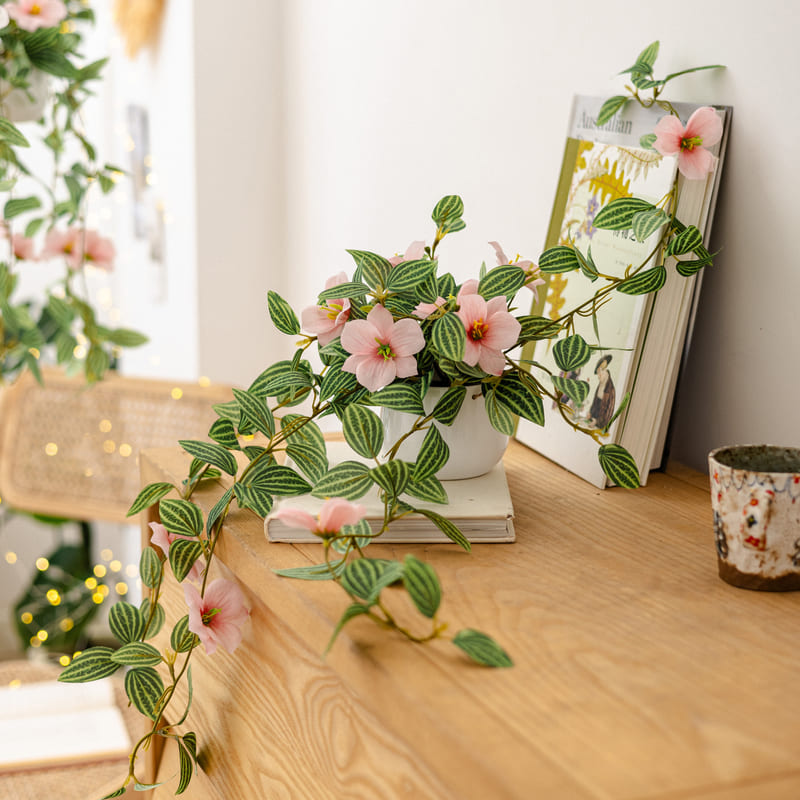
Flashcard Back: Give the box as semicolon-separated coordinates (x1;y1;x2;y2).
140;442;800;800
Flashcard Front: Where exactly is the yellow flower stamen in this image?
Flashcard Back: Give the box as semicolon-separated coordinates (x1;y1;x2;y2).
680;135;703;151
469;318;489;341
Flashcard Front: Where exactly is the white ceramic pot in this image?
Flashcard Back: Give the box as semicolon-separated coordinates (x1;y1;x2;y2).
381;385;508;480
1;70;50;123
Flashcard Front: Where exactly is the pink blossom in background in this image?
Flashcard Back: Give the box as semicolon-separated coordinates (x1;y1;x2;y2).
149;521;204;584
6;0;67;31
388;240;426;267
341;304;425;392
653;106;722;180
81;229;116;271
41;227;115;271
184;579;249;656
413;296;446;319
42;228;81;269
489;241;545;302
301;271;351;345
456;292;521;376
10;233;36;261
270;497;367;537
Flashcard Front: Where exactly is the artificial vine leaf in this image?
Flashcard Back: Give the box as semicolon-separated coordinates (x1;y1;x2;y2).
370;460;411;499
616;265;667;295
402;555;441;618
206;486;234;535
431;195;464;227
274;558;347;580
598;444;640;488
233;482;274;518
110;641;162;668
0;117;30;147
179;439;238;476
414;425;449;481
169;539;203;582
285;441;329;484
631;207;668;242
127;482;174;517
346;249;391;291
404;473;448;504
312;461;373;500
139;547;162;589
267;290;301;335
368;383;425;415
318;361;359;401
325;603;371;654
232;387;275;437
551;375;590;407
58;647;120;683
317;281;368;301
553;334;591;372
593;197;654;231
342;404;384;459
385;258;437;292
492;373;544;425
171;615;199;653
431;313;466;362
340;559;404;605
125;667;165;721
249;464;311;496
538;245;581;274
666;225;703;256
208;418;239;450
477;265;526;299
431;385;466;425
453;629;513;667
140;598;165;639
108;601;145;644
415;508;470;551
159;498;203;537
596;95;629;126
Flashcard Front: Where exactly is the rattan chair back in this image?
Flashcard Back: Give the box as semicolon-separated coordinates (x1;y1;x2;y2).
0;368;234;523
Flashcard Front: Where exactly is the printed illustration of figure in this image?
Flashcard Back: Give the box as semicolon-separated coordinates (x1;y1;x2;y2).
552;368;581;412
587;354;615;430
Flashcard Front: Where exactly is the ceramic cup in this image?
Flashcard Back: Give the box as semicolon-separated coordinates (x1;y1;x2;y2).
708;444;800;591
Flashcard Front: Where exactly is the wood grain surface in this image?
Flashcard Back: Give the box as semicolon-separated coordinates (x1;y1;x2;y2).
140;442;800;800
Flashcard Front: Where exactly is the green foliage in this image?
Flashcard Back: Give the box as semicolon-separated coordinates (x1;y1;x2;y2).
452;629;513;667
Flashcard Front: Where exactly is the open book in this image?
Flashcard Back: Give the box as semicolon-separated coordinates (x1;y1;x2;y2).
0;677;131;773
515;95;731;488
265;441;515;543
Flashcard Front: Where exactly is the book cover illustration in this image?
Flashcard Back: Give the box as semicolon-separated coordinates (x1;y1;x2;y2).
516;140;677;488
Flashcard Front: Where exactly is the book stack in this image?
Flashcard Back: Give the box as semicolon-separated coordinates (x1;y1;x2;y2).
515;95;732;488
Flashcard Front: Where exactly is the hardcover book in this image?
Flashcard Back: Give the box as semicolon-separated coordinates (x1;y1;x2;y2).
515;95;731;488
265;440;515;544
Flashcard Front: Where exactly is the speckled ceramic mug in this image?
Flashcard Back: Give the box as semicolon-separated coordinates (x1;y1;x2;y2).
708;445;800;591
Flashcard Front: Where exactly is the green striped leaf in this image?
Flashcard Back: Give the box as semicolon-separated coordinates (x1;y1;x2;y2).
125;667;165;721
477;265;526;299
177;736;194;795
267;290;300;335
415;272;439;304
260;371;313;398
631;208;668;242
99;788;127;798
285;441;328;484
441;215;466;234
0;117;30;147
402;555;441;618
325;602;371;654
317;281;368;301
342;404;384;459
169;539;203;582
431;194;464;226
675;252;714;276
232;387;275;437
552;375;590;406
250;464;311;496
208;418;239;450
319;362;359;401
639;133;657;150
404;473;448;504
667;224;703;256
538;245;581;273
281;414;325;447
368;383;425;415
58;646;120;683
110;641;162;668
139;547;162;589
312;461;373;500
171;615;198;653
452;629;513;667
484;389;515;436
4;196;41;220
598;443;640;488
593;197;654;230
127;482;174;517
370;460;411;498
386;258;437;292
159;498;203;537
346;249;391;291
248;361;295;397
274;557;347;580
553;334;591;372
206;486;233;535
616;265;667;295
596;95;629;126
179;439;238;476
635;40;659;71
140;598;165;638
415;508;470;551
431;313;466;361
493;374;544;425
431;385;466;425
233;482;274;517
341;558;404;605
109;601;145;644
414;425;449;480
212;399;240;423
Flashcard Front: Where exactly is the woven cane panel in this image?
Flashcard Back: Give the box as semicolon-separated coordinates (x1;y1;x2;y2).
0;659;140;799
0;370;234;523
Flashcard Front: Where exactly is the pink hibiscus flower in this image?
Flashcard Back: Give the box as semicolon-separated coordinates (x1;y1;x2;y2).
456;292;521;376
42;228;81;268
341;304;425;392
42;227;115;271
184;579;249;656
81;229;116;271
149;521;204;584
653;106;723;180
489;241;545;302
6;233;36;261
6;0;67;31
270;497;367;538
301;271;351;346
388;240;426;267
